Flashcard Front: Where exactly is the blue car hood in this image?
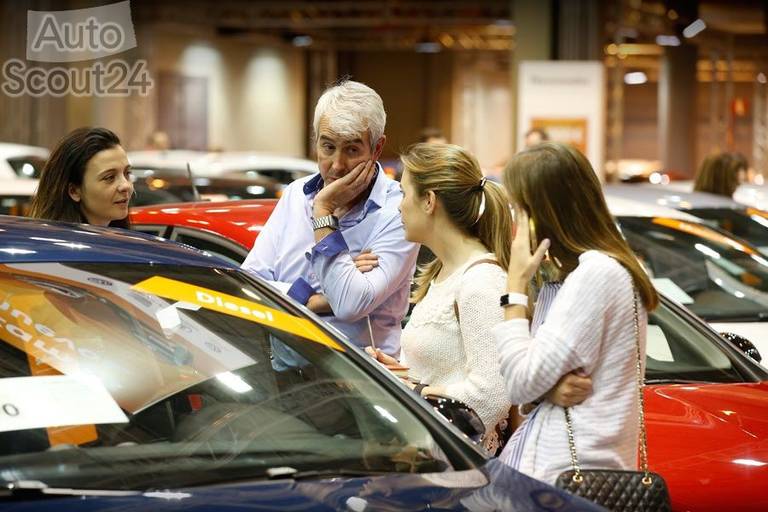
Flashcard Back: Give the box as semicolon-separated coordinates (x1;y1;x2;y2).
0;459;600;511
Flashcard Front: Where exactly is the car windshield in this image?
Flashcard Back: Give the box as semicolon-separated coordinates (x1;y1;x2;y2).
687;207;768;254
618;216;768;321
0;262;450;491
227;169;313;185
131;169;279;203
8;156;46;179
646;300;746;383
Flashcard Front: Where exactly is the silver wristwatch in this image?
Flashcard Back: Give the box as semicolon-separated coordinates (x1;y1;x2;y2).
311;214;339;231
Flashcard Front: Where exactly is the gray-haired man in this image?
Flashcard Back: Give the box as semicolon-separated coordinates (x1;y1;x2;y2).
242;80;418;357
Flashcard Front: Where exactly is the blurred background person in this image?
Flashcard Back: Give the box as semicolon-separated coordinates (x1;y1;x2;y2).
419;127;448;145
694;151;749;197
29;127;133;228
145;131;171;151
523;128;549;149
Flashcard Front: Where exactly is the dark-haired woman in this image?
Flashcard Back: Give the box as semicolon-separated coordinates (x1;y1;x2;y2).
29;127;133;228
495;142;658;483
693;152;748;198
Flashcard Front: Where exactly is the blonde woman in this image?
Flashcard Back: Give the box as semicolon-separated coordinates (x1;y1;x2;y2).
369;143;512;451
369;143;594;452
495;142;659;483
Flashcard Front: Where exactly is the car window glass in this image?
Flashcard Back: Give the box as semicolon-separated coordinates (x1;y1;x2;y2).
688;208;768;251
131;225;166;237
646;303;742;382
0;263;451;490
7;156;46;179
171;230;247;265
620;216;768;322
0;195;33;216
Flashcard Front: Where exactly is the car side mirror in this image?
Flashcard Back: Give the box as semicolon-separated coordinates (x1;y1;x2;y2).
424;395;485;444
720;332;762;363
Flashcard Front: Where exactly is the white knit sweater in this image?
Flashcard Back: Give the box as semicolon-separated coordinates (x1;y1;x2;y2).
492;250;646;484
401;255;512;443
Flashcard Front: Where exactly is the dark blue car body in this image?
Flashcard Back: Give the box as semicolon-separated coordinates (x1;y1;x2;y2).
0;216;601;511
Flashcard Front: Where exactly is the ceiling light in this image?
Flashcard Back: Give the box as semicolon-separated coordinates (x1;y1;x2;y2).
415;42;441;53
624;71;647;85
292;35;312;47
655;35;680;46
758;73;767;84
683;19;706;38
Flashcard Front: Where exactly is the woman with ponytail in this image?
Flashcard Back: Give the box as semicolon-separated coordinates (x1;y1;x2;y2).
368;142;513;452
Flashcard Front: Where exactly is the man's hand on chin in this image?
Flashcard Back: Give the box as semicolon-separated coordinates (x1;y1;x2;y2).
313;159;376;218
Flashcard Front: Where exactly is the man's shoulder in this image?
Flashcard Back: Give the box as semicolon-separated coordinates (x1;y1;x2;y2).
375;173;404;210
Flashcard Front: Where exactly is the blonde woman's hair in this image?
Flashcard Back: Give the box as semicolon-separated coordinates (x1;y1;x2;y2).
401;143;512;303
503;142;658;311
693;152;747;197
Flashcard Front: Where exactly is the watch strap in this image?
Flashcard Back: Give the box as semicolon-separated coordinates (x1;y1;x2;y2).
312;214;339;231
500;292;528;308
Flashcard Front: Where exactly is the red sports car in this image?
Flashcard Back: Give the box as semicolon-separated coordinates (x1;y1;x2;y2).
131;200;768;512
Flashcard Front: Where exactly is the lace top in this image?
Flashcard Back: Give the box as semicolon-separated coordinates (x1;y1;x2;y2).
401;255;512;449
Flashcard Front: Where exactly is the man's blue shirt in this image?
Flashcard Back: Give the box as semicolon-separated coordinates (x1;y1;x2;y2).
241;166;419;356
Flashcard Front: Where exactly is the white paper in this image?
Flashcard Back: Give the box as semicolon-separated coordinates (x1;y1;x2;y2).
646;325;674;362
652;278;694;305
0;375;128;433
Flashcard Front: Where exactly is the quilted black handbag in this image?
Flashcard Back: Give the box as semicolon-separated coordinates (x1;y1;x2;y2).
554;291;672;512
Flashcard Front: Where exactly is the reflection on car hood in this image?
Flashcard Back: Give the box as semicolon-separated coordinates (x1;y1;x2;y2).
0;215;235;268
646;382;768;511
0;459;600;511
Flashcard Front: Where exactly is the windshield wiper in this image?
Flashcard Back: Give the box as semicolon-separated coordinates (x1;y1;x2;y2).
264;466;393;481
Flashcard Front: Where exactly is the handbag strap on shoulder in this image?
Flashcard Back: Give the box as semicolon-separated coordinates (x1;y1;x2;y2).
563;288;652;485
452;258;502;321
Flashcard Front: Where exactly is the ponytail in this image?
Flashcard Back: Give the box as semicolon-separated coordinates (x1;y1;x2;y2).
401;143;512;303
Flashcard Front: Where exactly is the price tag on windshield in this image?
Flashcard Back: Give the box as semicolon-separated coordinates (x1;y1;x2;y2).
0;375;128;433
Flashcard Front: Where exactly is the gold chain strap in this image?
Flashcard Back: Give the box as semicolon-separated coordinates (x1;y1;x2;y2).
564;289;653;486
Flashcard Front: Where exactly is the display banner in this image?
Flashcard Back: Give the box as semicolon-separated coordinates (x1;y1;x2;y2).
518;61;605;178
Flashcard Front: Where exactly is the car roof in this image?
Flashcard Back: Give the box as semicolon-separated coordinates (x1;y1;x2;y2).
128;150;318;175
0;143;49;158
604;194;702;221
605;183;745;209
130;199;277;249
0;179;39;196
735;183;768;210
0;215;236;267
